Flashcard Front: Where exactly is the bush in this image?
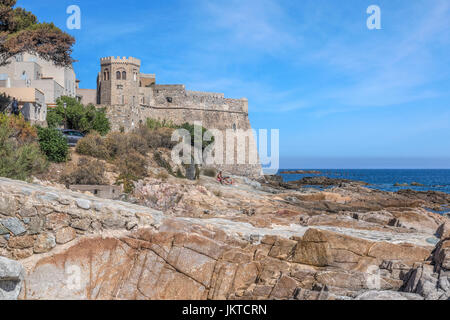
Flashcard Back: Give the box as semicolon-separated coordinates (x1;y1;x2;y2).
153;151;174;175
133;125;176;149
115;151;148;179
47;96;110;135
60;157;106;186
201;168;217;177
37;127;69;163
146;118;177;130
76;132;109;159
144;118;213;151
114;151;148;193
104;132;128;158
104;131;149;158
0;120;47;181
179;122;213;151
127;133;149;156
155;171;169;181
0;113;37;144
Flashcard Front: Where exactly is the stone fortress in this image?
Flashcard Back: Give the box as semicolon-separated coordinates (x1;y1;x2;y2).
0;53;262;177
78;56;262;177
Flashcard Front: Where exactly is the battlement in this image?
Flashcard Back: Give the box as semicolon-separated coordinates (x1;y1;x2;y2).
100;56;141;66
140;73;156;79
187;91;225;99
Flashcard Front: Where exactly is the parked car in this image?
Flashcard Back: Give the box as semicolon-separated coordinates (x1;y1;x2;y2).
58;129;85;147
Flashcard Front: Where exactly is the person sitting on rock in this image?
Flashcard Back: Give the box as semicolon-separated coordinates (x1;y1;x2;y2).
217;171;232;185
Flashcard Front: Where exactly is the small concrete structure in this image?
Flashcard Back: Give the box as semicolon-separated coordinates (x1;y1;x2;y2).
69;185;122;200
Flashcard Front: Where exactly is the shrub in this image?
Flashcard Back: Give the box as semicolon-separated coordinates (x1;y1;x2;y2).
144;118;213;151
0;121;47;181
114;151;148;193
37;127;69;163
0;113;37;144
47;96;110;135
146;118;177;130
116;174;135;194
104;131;149;158
75;132;109;159
127;133;149;156
176;168;185;179
104;132;128;158
156;171;169;181
153;151;174;175
201;168;217;177
134;125;176;149
60;157;106;186
115;151;148;179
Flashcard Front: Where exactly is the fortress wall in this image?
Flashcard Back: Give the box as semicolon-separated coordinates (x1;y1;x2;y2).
98;56;261;177
105;101;261;177
153;85;248;113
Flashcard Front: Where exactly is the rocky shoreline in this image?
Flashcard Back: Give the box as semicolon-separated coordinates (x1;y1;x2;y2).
1;172;449;300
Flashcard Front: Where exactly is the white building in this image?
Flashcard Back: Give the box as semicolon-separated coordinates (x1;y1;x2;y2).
0;53;77;124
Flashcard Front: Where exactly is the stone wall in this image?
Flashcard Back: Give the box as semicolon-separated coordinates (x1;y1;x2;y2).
0;177;161;261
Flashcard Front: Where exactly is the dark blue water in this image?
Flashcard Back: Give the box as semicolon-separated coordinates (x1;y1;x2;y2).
279;169;450;194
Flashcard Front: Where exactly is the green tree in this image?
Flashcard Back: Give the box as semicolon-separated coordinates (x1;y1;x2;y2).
47;96;110;135
46;107;64;128
37;126;68;163
0;0;75;66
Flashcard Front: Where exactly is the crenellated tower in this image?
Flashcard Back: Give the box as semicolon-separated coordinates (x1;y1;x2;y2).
98;56;141;106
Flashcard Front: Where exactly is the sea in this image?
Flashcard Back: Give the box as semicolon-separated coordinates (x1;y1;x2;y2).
278;169;450;195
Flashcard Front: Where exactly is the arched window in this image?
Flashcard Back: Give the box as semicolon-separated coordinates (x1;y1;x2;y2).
104;69;109;81
116;71;121;80
122;71;127;80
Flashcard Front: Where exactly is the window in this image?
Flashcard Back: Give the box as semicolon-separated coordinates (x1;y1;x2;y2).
104;69;109;81
117;85;123;90
122;71;127;80
233;124;237;132
166;97;173;103
116;71;121;80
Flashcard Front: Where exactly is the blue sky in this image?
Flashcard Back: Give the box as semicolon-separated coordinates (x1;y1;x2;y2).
17;0;450;168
